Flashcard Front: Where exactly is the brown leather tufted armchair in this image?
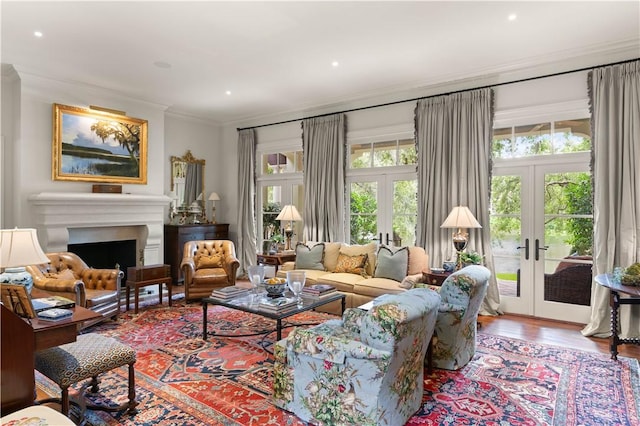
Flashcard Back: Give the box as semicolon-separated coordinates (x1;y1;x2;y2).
26;252;123;328
180;240;240;300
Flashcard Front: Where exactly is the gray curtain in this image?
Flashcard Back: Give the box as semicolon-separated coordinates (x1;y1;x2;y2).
236;128;258;277
415;88;500;315
582;60;640;339
302;114;346;243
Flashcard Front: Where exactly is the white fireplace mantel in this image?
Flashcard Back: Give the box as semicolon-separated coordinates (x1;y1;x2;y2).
29;192;171;265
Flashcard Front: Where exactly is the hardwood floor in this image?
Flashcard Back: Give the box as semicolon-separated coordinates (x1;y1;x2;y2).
478;313;640;359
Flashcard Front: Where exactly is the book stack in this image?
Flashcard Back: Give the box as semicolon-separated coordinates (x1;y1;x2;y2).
37;308;73;322
302;284;337;298
32;296;75;313
258;297;297;312
211;286;250;300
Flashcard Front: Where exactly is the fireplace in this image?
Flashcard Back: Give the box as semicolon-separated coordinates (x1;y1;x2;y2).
29;192;171;267
68;239;137;285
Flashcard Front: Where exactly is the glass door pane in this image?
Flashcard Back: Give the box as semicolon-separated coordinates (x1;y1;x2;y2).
490;174;524;299
349;181;378;244
391;178;417;247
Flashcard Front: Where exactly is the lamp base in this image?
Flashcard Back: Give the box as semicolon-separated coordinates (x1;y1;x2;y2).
0;267;34;293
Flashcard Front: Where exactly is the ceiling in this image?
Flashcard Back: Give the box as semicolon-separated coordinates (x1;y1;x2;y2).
2;1;639;126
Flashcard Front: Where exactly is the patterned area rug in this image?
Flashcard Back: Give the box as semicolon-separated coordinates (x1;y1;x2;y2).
35;302;640;425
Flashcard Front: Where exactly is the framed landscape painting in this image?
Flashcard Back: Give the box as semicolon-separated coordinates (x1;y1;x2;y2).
52;103;148;184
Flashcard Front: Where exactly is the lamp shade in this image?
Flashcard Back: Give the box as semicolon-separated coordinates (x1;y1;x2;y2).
440;206;482;229
0;228;50;268
276;205;302;222
208;192;220;201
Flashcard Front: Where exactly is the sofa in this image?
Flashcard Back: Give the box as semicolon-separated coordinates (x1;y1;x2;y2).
277;242;429;313
272;287;440;425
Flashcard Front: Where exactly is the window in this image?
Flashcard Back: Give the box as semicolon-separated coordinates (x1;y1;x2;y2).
260;151;303;175
493;119;591;159
350;138;416;169
347;132;417;246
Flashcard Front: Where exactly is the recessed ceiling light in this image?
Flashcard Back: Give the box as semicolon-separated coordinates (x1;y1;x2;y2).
331;61;339;67
153;61;171;69
225;90;232;96
508;13;517;21
34;31;43;37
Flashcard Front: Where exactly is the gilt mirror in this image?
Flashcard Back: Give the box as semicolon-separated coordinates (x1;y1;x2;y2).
170;150;205;224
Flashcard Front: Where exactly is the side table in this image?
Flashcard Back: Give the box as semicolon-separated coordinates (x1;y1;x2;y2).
594;273;640;360
126;264;172;314
423;271;452;287
256;253;296;274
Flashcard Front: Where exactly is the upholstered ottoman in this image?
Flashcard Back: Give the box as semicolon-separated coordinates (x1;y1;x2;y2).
35;333;137;418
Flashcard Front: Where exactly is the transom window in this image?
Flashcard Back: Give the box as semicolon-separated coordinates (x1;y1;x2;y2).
349;138;417;169
260;150;303;175
493;119;591;159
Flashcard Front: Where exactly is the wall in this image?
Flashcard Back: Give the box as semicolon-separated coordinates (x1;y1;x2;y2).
0;63;595;253
217;71;592;242
1;67;224;238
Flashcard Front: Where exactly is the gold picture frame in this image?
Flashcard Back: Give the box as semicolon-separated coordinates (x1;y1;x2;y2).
52;103;148;184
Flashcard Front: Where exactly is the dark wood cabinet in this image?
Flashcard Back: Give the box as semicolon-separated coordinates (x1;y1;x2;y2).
164;224;229;284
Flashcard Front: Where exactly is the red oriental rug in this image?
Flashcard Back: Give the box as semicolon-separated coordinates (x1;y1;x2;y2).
35;302;639;425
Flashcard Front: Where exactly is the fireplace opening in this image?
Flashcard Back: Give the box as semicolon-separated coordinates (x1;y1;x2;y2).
68;240;137;286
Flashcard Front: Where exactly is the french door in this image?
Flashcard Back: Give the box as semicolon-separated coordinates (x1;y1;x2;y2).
347;173;417;247
491;153;592;322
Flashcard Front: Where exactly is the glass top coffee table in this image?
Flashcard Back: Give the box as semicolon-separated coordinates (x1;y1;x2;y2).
202;291;345;341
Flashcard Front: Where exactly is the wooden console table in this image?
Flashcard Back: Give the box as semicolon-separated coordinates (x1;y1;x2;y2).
594;273;640;360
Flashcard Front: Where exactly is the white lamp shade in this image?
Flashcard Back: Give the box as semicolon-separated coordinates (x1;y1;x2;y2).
276;205;302;222
440;206;482;229
209;192;220;201
0;228;50;268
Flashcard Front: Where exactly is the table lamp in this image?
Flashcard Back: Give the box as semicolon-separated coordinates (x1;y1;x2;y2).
440;206;481;268
209;192;220;224
276;205;302;251
0;228;50;293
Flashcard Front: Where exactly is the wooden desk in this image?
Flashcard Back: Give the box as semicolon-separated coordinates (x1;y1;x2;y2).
31;307;102;351
257;253;296;273
1;302;100;414
594;273;640;360
30;288;102;351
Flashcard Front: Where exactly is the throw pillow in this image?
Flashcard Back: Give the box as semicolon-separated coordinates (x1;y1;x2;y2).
339;242;378;276
196;254;223;269
47;269;75;280
334;253;368;275
295;243;325;270
374;246;409;282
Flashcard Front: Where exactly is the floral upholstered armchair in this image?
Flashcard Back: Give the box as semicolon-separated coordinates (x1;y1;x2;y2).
273;288;440;426
431;264;491;370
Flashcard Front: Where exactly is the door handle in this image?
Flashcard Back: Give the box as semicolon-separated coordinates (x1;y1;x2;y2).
516;238;530;260
535;239;548;261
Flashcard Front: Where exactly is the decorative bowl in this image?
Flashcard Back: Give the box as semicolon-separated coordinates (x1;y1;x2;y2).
264;282;287;297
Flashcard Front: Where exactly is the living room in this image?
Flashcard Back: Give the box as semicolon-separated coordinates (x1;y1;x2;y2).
1;2;639;425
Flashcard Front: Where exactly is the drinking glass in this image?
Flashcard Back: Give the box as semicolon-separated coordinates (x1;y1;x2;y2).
286;270;306;308
248;265;265;301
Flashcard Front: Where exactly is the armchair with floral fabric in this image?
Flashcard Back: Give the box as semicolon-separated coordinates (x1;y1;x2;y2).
431;264;491;370
272;288;440;426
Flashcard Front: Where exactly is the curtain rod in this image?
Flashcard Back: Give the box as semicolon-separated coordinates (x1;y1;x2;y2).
237;57;639;132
